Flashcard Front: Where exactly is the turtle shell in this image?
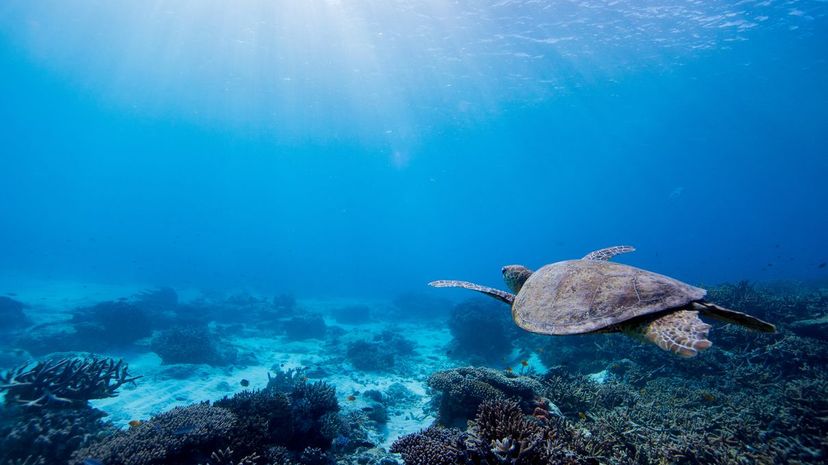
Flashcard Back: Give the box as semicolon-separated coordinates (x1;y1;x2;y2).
511;260;706;335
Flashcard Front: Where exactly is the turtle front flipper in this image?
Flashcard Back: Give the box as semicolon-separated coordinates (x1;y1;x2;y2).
582;245;636;261
428;280;515;305
693;302;776;333
626;310;712;357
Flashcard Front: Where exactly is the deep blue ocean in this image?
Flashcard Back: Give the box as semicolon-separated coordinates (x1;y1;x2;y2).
1;3;827;465
1;1;826;297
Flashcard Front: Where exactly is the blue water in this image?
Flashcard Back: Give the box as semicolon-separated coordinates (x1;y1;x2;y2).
1;4;828;465
1;0;826;297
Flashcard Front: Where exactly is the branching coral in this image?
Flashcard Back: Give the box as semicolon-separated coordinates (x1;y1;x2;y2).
0;357;140;408
71;402;236;465
216;373;345;455
392;400;597;465
214;388;293;456
390;426;478;465
428;366;545;426
0;406;113;465
266;367;308;393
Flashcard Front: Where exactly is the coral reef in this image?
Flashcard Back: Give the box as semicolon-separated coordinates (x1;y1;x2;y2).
71;300;154;349
151;325;238;366
214;388;293;457
284;315;328;340
72;402;236;465
427;366;546;427
447;298;515;363
347;341;396;372
346;331;416;372
706;280;828;327
266;367;309;393
393;398;602;465
0;405;114;465
219;371;351;452
0;357;134;465
0;357;140;408
790;314;828;341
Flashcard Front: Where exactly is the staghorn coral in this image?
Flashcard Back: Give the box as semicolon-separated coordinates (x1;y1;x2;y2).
71;402;236;465
0;357;140;408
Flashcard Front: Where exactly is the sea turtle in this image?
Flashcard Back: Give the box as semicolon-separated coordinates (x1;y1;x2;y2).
429;246;775;357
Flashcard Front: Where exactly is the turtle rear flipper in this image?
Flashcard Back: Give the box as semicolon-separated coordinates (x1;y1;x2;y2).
428;280;515;305
694;302;776;333
628;310;712;357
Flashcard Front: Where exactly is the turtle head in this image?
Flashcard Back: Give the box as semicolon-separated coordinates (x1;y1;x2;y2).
502;265;533;294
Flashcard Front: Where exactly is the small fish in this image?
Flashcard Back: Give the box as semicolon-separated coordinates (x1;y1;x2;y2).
128;420;143;428
83;459;104;465
240;379;250;387
520;360;529;367
578;412;587;420
173;424;197;435
346;395;356;402
504;367;513;373
819;262;826;269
